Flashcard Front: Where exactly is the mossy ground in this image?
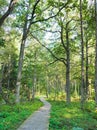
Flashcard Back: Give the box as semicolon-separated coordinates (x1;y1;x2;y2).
49;100;97;130
0;99;43;130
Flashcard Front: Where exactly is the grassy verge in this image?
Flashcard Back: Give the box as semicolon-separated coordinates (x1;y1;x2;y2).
49;100;97;130
0;99;43;130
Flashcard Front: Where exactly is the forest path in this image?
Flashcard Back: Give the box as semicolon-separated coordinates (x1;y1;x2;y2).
17;97;51;130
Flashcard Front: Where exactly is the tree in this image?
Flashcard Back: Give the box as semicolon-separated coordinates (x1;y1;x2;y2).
80;0;85;108
0;33;18;104
0;0;17;27
16;0;41;103
15;0;68;103
56;17;71;103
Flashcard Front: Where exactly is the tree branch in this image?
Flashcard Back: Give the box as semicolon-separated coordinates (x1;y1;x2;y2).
31;2;69;24
47;59;59;66
0;0;17;26
27;0;41;33
41;28;60;33
30;34;67;65
30;0;41;20
60;24;67;51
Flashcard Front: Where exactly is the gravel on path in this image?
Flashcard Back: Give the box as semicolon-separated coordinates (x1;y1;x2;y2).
17;97;51;130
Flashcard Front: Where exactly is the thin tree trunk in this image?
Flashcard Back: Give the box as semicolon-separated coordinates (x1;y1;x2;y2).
0;65;4;96
74;80;78;98
0;64;10;104
66;63;70;103
46;75;49;98
80;0;85;108
65;27;71;103
32;67;37;100
95;0;97;106
57;76;61;93
86;40;89;99
32;51;37;100
54;80;57;100
55;75;59;99
7;62;11;100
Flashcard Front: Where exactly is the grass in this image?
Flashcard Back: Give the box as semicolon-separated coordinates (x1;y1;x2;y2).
0;99;43;130
49;100;97;130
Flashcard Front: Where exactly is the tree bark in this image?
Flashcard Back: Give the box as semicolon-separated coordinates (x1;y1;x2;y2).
80;0;85;108
86;40;89;99
16;39;26;103
65;25;71;103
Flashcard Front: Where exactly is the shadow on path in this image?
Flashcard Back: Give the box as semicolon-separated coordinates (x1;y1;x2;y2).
17;97;51;130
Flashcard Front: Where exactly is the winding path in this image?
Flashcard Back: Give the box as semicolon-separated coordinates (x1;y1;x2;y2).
17;97;51;130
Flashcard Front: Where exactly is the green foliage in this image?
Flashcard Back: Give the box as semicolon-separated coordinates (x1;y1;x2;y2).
0;99;43;130
0;0;7;11
0;3;96;130
49;100;97;130
0;38;5;47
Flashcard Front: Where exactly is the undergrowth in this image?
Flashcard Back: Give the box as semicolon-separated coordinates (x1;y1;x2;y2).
49;100;97;130
0;99;43;130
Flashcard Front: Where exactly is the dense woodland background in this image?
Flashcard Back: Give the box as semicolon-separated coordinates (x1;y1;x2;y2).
0;0;97;109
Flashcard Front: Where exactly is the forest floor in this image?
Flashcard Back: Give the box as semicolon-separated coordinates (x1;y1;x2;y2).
17;97;51;130
49;100;97;130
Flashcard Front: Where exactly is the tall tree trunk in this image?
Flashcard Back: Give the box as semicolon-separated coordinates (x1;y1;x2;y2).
60;16;71;103
66;62;70;103
15;8;29;103
80;0;85;108
65;26;71;103
16;39;26;103
7;62;11;100
86;40;89;99
95;0;97;106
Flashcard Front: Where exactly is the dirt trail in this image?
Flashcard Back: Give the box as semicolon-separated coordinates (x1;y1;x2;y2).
17;97;51;130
